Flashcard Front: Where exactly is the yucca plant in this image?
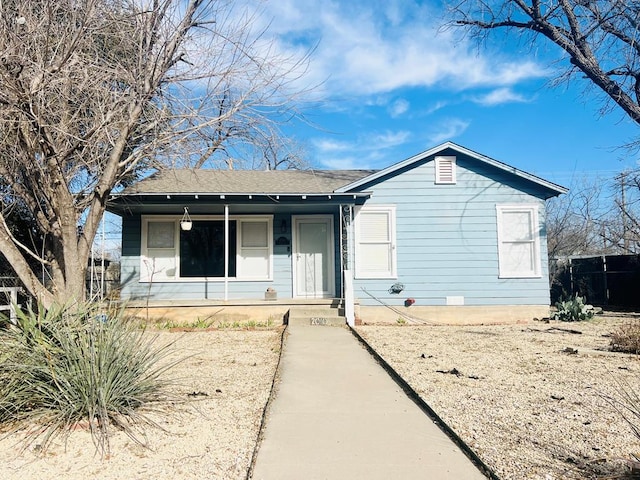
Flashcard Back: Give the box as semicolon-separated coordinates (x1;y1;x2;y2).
0;302;181;456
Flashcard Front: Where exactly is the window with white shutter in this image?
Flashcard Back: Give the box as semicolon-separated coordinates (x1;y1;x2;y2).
237;220;271;279
142;220;177;281
141;215;272;281
355;206;396;278
435;156;456;184
496;205;541;278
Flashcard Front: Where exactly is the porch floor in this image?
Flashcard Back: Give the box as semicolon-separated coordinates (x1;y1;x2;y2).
123;298;347;308
121;298;351;325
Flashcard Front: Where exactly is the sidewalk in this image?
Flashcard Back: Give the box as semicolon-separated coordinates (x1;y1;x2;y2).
250;325;488;480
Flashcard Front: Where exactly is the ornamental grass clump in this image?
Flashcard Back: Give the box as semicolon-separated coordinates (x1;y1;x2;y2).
610;320;640;355
0;302;180;456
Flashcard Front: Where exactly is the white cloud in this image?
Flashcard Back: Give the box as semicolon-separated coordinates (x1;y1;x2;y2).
249;0;548;99
313;129;412;168
423;100;448;115
365;96;392;107
313;138;352;153
473;88;532;106
370;130;411;148
314;129;411;154
320;155;369;169
427;119;470;144
389;98;410;117
319;148;390;170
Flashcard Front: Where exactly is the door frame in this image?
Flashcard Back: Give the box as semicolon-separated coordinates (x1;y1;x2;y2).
292;215;335;298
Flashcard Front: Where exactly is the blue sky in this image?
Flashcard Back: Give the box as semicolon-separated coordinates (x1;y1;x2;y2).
251;0;639;188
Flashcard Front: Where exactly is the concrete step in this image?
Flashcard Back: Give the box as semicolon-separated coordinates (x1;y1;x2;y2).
287;306;346;326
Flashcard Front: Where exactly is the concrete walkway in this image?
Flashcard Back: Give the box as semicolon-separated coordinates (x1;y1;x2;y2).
250;325;487;480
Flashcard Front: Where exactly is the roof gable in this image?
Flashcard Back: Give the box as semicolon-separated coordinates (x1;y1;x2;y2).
335;142;567;198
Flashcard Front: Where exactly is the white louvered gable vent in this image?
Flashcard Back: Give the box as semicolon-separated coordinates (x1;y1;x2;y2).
435;156;456;184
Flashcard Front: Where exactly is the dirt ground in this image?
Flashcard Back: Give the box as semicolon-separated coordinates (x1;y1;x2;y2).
0;329;283;480
357;314;640;479
1;316;639;480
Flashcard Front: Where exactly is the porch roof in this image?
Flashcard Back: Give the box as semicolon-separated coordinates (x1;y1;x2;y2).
107;169;375;214
121;169;376;195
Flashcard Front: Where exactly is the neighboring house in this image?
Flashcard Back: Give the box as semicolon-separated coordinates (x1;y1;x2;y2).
107;142;567;324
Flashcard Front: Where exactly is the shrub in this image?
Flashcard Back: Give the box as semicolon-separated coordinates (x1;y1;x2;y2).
552;295;596;322
0;302;180;456
602;376;640;455
610;320;640;354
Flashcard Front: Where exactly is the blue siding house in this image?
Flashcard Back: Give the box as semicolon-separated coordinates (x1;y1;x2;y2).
107;142;566;324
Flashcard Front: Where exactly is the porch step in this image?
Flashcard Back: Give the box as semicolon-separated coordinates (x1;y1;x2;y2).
286;306;346;327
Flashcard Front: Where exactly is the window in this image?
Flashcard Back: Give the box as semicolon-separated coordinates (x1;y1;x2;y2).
180;221;237;277
141;216;272;281
143;221;176;280
355;206;396;278
496;205;541;278
238;221;270;278
435;156;456;184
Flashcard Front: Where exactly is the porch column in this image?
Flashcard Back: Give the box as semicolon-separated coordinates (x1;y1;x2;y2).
224;204;229;301
341;204;355;326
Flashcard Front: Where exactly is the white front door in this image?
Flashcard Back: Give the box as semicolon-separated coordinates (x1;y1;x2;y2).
293;216;335;298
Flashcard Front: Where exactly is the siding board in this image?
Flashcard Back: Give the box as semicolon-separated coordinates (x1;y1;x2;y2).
117;147;557;309
353;153;552;307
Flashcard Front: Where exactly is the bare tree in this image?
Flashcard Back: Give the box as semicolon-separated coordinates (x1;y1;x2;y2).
450;0;640;127
0;0;310;308
609;170;640;253
546;172;640;293
546;176;608;260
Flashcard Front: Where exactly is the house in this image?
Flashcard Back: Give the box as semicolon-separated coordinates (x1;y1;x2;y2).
107;142;567;325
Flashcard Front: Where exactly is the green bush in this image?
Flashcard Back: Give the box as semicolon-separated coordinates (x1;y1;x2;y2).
552;295;596;322
0;302;180;455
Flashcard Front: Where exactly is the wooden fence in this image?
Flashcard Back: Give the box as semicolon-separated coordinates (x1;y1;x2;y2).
552;254;640;308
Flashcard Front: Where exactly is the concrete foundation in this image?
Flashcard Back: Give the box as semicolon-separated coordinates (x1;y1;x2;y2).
124;300;550;326
125;303;290;326
357;304;551;325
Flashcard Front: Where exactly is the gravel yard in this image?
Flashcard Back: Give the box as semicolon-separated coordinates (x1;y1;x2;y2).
1;316;639;480
357;315;640;479
0;329;283;480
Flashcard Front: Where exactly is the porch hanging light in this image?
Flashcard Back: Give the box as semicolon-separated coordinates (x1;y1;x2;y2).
180;207;192;231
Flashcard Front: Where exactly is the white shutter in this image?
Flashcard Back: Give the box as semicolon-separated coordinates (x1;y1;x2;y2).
355;206;396;278
496;205;541;278
142;220;177;281
238;220;271;279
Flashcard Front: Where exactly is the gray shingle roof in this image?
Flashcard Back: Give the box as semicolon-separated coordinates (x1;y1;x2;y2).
123;169;378;195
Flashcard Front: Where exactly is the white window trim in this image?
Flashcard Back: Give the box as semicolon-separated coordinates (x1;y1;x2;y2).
354;205;397;279
140;214;273;282
496;204;541;279
435;155;456;184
